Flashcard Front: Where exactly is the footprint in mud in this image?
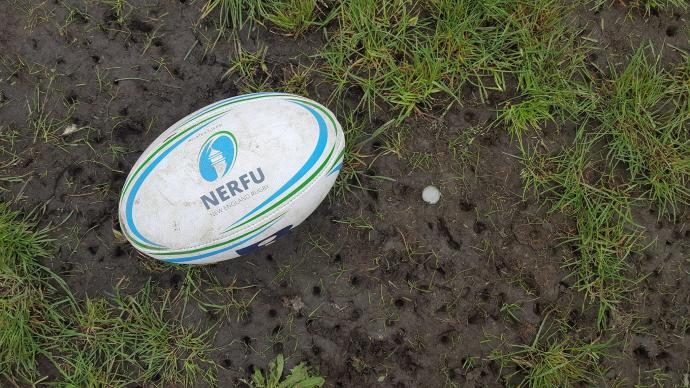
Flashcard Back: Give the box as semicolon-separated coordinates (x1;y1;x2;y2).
512;218;551;250
436;217;462;250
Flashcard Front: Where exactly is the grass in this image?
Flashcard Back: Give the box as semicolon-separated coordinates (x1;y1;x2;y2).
589;0;688;15
0;203;219;386
319;0;571;121
112;284;217;386
333;215;375;231
490;317;612;387
463;355;478;371
100;0;130;25
58;1;91;36
448;125;485;164
260;0;319;36
330;113;376;199
0;147;24;192
42;283;218;387
242;354;325;388
594;48;690;218
0;203;56;383
520;145;645;328
27;76;74;144
280;64;313;95
201;0;265;33
224;44;270;93
199;276;260;322
513;47;690;328
200;0;334;37
20;0;55;30
408;151;433;171
500;302;523;322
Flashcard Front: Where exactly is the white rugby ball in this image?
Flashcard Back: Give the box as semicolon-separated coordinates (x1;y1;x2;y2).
118;93;344;264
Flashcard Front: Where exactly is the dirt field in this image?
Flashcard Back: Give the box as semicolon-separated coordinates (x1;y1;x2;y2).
1;0;689;387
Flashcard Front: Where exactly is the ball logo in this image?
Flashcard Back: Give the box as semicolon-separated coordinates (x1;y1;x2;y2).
198;131;237;182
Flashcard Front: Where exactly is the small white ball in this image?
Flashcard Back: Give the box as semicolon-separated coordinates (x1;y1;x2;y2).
422;185;441;204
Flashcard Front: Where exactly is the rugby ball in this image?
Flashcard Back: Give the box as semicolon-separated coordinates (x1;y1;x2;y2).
118;93;344;264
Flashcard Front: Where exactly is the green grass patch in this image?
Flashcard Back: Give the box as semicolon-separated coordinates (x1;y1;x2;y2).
260;0;325;36
521;144;645;328
0;203;57;384
506;46;690;328
242;354;325;388
0;203;218;386
588;0;688;15
201;0;333;36
593;48;690;218
224;44;270;93
209;0;584;200
45;283;218;387
319;0;572;121
490;317;612;387
201;0;265;32
330;113;373;198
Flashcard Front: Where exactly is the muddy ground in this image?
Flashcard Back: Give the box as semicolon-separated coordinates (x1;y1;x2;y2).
1;1;689;386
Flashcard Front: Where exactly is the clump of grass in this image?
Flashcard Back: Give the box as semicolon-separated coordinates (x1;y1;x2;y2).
224;44;270;93
0;203;61;384
197;0;328;40
100;0;130;25
116;284;218;386
448;125;484;164
280;64;313;95
171;265;209;316
512;47;690;328
242;354;325;388
500;302;523;322
58;2;91;36
522;144;645;327
48;297;131;386
331;113;371;198
260;0;320;36
199;275;260;322
42;281;218;387
588;0;688;15
499;29;595;140
44;284;218;387
408;151;433;171
201;0;265;33
0;205;52;269
495;17;689;325
593;48;690;218
0;203;218;386
320;0;571;121
490;318;611;387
